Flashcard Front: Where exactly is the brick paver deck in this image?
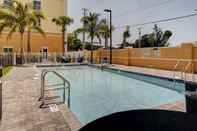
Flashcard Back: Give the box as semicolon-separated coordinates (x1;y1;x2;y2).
112;64;197;82
0;66;81;131
155;101;186;112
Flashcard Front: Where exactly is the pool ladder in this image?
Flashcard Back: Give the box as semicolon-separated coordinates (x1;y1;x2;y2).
39;70;71;108
173;61;194;88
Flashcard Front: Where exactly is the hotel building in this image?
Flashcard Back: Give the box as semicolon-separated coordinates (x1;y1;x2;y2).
0;0;67;56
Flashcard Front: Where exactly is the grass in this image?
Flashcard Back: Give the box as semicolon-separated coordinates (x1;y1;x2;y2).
2;66;12;76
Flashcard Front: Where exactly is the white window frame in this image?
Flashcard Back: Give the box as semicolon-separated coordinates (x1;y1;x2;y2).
42;47;48;60
3;0;12;6
3;47;13;54
33;0;41;10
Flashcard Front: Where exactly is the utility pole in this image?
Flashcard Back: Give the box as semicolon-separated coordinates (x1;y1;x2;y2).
138;27;142;48
82;8;88;45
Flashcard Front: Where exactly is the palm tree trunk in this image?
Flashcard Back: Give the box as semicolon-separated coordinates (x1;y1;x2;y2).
20;33;24;64
123;37;126;48
62;29;65;56
27;29;31;53
98;37;102;47
105;37;108;48
91;36;93;64
27;29;32;63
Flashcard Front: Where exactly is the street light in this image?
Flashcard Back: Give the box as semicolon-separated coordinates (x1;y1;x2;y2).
104;9;112;64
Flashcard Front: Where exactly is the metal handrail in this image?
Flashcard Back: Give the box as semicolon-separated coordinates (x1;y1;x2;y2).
183;61;193;82
173;61;181;80
172;61;192;88
39;70;71;108
173;61;194;83
174;61;180;71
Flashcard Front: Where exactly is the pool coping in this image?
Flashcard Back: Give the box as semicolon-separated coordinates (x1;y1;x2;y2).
90;64;197;84
58;104;82;131
36;63;87;68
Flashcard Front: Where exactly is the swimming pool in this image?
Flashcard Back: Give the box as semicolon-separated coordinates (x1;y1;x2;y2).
42;66;185;125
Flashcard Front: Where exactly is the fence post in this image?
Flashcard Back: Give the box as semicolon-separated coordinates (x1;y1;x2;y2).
128;48;132;66
0;80;2;120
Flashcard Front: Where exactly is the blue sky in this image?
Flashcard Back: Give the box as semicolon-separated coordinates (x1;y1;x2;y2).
68;0;197;47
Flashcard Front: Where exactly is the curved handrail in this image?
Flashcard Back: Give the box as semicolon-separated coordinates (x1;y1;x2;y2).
40;69;71;108
172;60;193;88
173;61;181;80
173;60;194;83
173;61;180;71
183;61;192;82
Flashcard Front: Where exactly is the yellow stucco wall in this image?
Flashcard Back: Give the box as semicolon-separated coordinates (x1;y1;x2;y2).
0;0;67;53
0;32;63;53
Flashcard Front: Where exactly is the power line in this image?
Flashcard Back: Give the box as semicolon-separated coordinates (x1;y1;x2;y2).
113;0;176;18
114;13;197;29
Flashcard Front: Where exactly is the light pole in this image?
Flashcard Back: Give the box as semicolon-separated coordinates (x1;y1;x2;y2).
82;8;88;45
104;9;112;64
138;27;142;48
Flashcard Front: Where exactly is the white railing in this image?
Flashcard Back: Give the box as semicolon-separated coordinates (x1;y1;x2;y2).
0;52;90;66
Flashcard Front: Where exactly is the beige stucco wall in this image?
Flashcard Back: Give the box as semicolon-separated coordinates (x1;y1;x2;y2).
93;43;197;73
0;0;67;33
41;0;67;33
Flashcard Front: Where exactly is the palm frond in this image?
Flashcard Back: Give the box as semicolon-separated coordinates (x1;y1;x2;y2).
0;22;10;34
75;28;87;34
7;24;17;39
33;26;45;37
52;16;74;27
33;11;45;20
0;10;16;21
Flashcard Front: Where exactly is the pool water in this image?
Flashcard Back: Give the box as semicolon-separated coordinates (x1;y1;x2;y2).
44;66;185;125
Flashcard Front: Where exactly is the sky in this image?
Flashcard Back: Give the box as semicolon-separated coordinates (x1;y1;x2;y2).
68;0;197;47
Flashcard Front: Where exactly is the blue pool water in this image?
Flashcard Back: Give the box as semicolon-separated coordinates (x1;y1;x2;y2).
43;66;185;125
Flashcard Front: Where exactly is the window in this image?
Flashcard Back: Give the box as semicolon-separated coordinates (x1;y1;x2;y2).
33;0;41;26
33;0;41;10
3;0;12;7
3;47;13;54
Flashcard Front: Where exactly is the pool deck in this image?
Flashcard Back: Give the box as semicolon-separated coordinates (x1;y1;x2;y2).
111;64;196;82
0;64;187;131
0;66;81;131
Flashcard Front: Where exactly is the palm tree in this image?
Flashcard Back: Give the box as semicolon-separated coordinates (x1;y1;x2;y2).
0;1;45;62
99;19;115;48
27;10;45;53
67;32;82;51
81;12;100;63
0;1;27;56
122;25;131;48
52;16;73;55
